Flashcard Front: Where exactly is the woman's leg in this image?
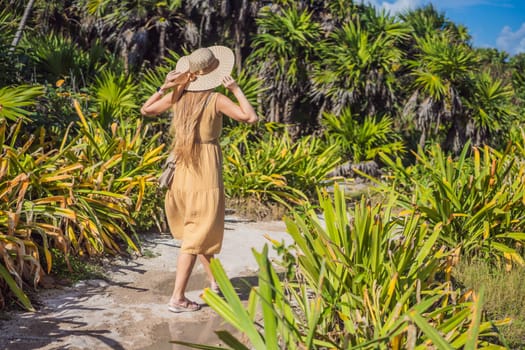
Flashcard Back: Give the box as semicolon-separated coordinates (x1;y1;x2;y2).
170;252;197;304
198;254;218;291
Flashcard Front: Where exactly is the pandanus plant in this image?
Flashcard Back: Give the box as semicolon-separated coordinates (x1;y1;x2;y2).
0;95;164;310
371;140;525;268
173;185;507;349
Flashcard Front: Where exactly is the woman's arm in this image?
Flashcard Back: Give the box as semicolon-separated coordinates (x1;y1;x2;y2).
216;76;258;124
140;91;173;116
140;70;183;116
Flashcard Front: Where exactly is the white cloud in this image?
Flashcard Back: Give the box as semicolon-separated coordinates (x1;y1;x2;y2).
496;23;525;55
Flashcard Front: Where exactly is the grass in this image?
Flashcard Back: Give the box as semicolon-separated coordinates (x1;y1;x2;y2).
141;248;160;259
453;259;525;349
49;249;106;284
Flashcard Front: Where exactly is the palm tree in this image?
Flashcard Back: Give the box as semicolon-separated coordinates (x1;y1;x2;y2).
398;4;470;61
310;11;409;120
464;71;515;148
75;1;262;72
399;4;449;39
177;0;262;73
77;0;184;71
248;4;321;124
403;32;478;152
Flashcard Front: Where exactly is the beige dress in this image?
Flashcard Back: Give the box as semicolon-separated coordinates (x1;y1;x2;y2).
164;93;224;255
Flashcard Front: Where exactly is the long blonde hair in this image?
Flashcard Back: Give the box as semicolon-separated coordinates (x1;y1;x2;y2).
169;89;212;167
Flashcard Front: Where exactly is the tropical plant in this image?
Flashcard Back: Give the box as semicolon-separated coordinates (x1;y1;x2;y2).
92;71;139;127
78;0;181;69
0;85;44;122
465;71;516;148
22;33;88;83
404;32;479;152
248;5;320;123
174;185;508;349
399;4;451;41
321;107;405;163
0;98;164;310
475;48;510;80
63;100;163;255
222;123;340;207
371;141;525;266
0;123;41;311
311;11;409;119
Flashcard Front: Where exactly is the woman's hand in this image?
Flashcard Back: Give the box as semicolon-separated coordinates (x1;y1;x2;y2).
222;75;239;92
162;70;184;90
217;75;258;124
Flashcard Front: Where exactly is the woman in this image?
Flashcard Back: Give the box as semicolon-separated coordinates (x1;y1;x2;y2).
140;46;257;312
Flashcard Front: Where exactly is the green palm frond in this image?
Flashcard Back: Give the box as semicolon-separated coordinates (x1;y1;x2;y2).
322;107;405;162
412;70;447;99
399;4;448;38
363;8;411;41
23;33;89;81
0;85;44;122
467;71;515;131
311;17;404;114
139;50;182;99
92;71;139;127
250;6;320;84
412;33;478;84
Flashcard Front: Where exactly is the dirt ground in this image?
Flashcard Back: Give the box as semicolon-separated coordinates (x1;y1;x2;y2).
0;215;291;350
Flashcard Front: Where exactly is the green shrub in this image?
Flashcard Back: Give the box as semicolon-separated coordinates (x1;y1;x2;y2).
0;98;164;310
223;123;340;207
22;33;116;85
179;185;507;349
322;107;405;163
372;141;525;266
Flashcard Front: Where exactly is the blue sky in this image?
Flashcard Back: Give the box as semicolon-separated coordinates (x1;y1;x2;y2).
363;0;525;55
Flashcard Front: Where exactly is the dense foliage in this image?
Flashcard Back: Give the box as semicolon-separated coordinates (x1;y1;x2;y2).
1;0;524;347
191;186;509;349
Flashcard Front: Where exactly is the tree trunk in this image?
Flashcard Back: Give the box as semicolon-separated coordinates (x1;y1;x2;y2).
233;0;248;74
444;116;467;155
270;96;278;123
159;21;167;61
10;0;36;51
419;127;426;148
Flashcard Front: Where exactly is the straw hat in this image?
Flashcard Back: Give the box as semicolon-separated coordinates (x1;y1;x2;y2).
175;46;235;91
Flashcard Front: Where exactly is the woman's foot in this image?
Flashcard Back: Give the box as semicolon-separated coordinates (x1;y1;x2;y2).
210;282;220;294
167;298;201;313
